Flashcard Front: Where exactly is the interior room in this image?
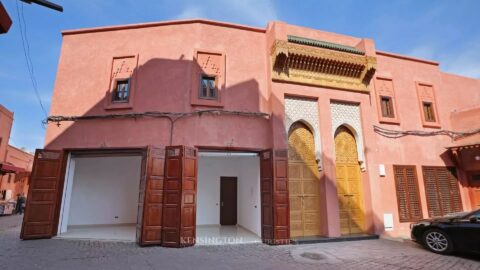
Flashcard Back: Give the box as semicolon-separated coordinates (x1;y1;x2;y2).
196;151;261;245
56;154;143;241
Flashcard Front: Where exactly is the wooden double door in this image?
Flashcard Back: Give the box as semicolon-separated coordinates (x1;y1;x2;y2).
288;122;323;238
334;126;365;235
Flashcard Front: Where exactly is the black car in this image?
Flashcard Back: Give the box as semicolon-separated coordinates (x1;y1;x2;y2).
410;209;480;254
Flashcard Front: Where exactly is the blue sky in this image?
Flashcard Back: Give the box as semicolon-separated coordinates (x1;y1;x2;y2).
0;0;479;152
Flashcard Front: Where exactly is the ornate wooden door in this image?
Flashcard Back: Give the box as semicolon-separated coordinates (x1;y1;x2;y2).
21;149;65;239
288;122;322;237
260;149;290;245
138;146;165;246
162;146;197;248
334;126;365;235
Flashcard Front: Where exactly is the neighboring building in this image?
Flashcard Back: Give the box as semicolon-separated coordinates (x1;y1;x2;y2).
0;145;34;200
448;106;480;209
0;104;13;162
0;105;33;212
21;19;480;247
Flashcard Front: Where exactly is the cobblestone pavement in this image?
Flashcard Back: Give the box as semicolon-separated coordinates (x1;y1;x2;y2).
1;214;479;270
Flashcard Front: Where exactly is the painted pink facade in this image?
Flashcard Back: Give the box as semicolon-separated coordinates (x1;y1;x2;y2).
0;105;33;203
37;19;480;241
0;145;34;199
0;104;13;162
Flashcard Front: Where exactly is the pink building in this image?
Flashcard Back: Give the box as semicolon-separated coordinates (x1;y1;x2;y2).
0;145;33;202
0;105;13;163
0;105;33;210
21;19;480;247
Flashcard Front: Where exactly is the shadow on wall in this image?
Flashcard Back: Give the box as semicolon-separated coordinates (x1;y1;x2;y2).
43;51;446;240
45;56;271;150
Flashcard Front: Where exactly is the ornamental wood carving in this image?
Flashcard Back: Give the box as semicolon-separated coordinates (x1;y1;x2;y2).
271;40;376;92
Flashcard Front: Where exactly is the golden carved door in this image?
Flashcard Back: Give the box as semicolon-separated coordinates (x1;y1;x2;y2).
334;126;365;235
288;122;322;238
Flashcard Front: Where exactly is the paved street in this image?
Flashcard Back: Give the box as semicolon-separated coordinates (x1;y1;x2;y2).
0;214;479;270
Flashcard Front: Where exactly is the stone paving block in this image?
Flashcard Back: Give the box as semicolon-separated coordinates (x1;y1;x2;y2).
1;215;479;270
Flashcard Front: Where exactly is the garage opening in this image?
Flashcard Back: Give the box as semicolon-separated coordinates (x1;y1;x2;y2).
57;153;143;241
196;151;261;245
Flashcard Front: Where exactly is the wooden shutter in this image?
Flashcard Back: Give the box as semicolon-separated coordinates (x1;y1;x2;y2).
161;146;197;247
423;166;462;217
393;165;422;222
139;146;165;246
260;149;290;245
21;150;64;239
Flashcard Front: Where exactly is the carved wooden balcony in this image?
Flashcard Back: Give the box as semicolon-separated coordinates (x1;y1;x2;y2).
271;36;377;92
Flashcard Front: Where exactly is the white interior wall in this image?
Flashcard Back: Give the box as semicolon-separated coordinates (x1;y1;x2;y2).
196;155;261;236
59;155;75;233
67;155;142;226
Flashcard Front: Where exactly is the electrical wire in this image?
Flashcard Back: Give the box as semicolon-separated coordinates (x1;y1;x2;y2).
44;110;270;145
44;110;270;125
373;125;480;140
15;0;49;119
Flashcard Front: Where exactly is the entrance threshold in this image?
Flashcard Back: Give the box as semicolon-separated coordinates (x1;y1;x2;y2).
55;224;136;242
195;225;261;246
291;234;379;245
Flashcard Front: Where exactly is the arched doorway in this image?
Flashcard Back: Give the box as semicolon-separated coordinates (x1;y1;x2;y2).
334;126;365;235
288;121;322;238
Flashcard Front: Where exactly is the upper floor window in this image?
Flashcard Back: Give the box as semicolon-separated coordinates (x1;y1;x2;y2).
112;79;130;103
416;82;440;128
380;96;395;118
423;102;435;122
199;75;217;99
191;51;224;107
374;77;399;124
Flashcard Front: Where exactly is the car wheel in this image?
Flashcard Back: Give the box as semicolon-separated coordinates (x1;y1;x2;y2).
422;229;453;254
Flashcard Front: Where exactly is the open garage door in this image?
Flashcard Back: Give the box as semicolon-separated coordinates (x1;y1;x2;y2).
21;150;65;240
56;151;143;242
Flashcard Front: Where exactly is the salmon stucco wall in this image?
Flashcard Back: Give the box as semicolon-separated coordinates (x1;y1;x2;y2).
45;21;272;151
43;19;480;239
0;145;34;199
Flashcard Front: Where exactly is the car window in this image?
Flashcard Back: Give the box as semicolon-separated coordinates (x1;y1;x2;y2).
469;211;480;219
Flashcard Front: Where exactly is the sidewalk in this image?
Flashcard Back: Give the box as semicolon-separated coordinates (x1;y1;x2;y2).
0;214;479;270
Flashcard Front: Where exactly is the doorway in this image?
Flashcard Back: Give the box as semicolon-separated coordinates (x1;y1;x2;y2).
334;126;365;235
196;151;261;245
57;153;143;241
288;121;323;238
220;177;237;225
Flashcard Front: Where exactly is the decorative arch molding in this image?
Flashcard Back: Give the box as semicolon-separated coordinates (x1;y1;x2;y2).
284;96;323;170
330;102;366;171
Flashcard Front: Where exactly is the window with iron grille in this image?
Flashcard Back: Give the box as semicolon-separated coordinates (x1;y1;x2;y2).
199;75;217;99
422;102;435;122
393;165;423;222
112;79;130;103
380;96;395;118
422;166;462;217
